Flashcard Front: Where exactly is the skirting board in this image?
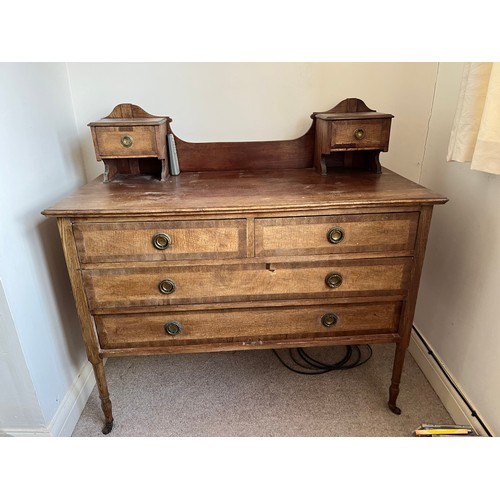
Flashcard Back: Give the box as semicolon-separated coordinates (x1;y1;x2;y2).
48;360;97;437
408;328;492;437
1;360;96;437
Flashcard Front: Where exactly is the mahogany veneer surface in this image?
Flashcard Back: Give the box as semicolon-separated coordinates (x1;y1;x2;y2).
43;165;447;433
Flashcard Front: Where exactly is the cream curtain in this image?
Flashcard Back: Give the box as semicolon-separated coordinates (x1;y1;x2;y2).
447;62;500;175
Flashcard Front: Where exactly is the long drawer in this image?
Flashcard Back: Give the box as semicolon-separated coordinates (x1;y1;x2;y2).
83;257;412;310
255;212;418;257
95;301;403;349
73;219;247;263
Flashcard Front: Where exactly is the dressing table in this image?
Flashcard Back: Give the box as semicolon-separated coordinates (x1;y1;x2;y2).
43;99;448;433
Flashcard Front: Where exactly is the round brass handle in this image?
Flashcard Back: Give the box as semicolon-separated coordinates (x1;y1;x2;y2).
164;320;183;336
325;272;343;288
120;135;134;148
321;312;338;327
152;233;171;250
158;279;176;295
353;128;365;140
327;227;345;244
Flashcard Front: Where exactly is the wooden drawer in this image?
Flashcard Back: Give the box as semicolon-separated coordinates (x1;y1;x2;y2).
95;301;403;349
255;213;418;257
73;219;247;263
94;126;158;157
83;257;412;310
330;118;391;151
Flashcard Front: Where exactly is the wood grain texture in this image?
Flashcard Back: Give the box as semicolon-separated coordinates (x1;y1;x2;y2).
88;104;169;182
42;168;447;218
94;126;159;158
82;257;412;310
56;219;101;363
57;219;113;431
312;98;393;175
95;301;402;349
74;219;247;263
43;102;448;430
255;212;418;257
172;127;315;172
102;333;401;357
387;205;434;413
328;118;391;151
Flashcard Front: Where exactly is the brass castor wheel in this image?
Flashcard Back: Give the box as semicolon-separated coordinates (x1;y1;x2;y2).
102;420;114;434
388;403;402;415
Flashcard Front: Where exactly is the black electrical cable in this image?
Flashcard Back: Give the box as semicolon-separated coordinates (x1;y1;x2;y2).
272;344;373;375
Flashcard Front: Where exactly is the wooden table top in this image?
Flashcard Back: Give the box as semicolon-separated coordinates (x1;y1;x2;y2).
43;168;448;217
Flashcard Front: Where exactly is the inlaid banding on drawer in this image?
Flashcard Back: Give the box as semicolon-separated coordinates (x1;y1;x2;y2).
255;212;418;257
83;257;412;310
73;219;247;263
95;301;403;349
95;126;157;157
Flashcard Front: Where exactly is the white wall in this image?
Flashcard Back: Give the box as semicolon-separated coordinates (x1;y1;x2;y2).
0;63;88;434
67;62;438;183
415;62;500;435
0;279;45;432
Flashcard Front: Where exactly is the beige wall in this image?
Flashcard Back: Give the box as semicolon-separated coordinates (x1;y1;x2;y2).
67;62;438;183
415;62;500;435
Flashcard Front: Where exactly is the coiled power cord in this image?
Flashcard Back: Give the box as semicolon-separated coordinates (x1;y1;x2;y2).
272;345;373;375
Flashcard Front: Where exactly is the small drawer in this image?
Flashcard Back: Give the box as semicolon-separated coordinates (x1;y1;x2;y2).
255;213;418;257
94;126;158;157
95;301;403;349
83;257;412;310
74;219;247;263
330;118;391;151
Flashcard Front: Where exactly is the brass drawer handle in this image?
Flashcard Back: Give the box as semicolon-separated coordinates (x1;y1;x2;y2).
321;312;338;327
120;135;134;148
152;233;171;250
353;128;365;140
158;279;176;295
327;227;345;244
325;272;343;288
164;320;183;336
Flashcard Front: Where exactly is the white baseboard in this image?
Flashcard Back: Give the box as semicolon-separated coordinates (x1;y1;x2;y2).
408;330;492;436
0;427;51;437
48;360;96;437
2;360;96;437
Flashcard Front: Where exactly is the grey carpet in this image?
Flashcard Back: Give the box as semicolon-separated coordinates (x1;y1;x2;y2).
72;344;453;437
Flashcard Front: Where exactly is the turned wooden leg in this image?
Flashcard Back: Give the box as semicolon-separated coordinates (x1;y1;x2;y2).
91;359;114;434
388;344;407;415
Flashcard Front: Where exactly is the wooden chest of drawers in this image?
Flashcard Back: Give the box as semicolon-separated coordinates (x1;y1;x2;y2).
43;167;447;434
